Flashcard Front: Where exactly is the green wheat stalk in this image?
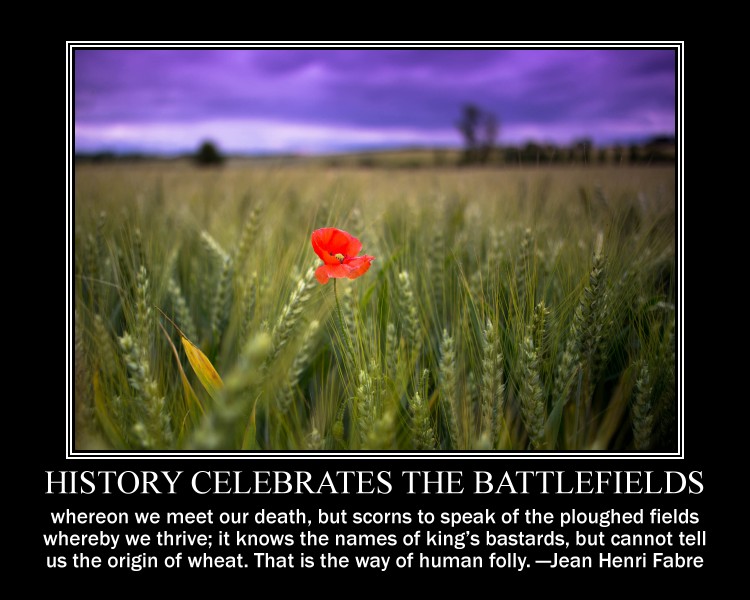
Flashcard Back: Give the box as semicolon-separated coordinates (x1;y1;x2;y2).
267;266;317;367
409;369;437;450
480;318;505;447
438;329;460;449
518;332;546;450
630;360;653;450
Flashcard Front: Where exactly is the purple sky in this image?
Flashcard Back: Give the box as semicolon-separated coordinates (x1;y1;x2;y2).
73;46;677;155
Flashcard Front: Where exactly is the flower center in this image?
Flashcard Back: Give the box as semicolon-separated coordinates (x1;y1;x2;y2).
333;253;345;263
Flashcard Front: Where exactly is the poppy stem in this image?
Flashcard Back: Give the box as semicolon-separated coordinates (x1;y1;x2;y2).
333;279;355;364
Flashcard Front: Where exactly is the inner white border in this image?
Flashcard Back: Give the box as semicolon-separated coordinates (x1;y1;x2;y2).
66;41;684;460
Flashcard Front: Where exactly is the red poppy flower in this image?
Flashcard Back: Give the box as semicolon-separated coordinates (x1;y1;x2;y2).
311;227;375;285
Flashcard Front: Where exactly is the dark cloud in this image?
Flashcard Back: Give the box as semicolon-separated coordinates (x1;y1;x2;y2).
73;46;677;153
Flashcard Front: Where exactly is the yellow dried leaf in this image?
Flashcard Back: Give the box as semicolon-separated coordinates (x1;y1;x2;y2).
157;320;205;421
181;335;223;401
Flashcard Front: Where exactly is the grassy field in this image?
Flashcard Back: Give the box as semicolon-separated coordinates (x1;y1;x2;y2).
73;162;677;452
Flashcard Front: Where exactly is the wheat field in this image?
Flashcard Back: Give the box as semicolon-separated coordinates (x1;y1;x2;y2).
73;162;677;452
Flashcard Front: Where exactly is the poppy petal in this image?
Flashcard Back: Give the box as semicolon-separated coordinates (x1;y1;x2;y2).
311;229;339;265
342;233;363;258
343;255;375;279
315;263;353;284
315;265;331;284
312;228;363;264
323;227;361;256
327;263;352;279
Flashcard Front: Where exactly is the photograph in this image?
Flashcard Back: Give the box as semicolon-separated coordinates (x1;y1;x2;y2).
71;44;679;455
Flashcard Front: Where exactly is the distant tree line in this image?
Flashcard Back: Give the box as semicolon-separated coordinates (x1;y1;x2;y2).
74;131;675;168
456;103;674;166
499;137;676;166
75;140;227;167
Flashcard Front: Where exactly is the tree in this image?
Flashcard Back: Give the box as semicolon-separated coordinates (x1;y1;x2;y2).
457;104;500;165
194;140;224;167
457;104;481;164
